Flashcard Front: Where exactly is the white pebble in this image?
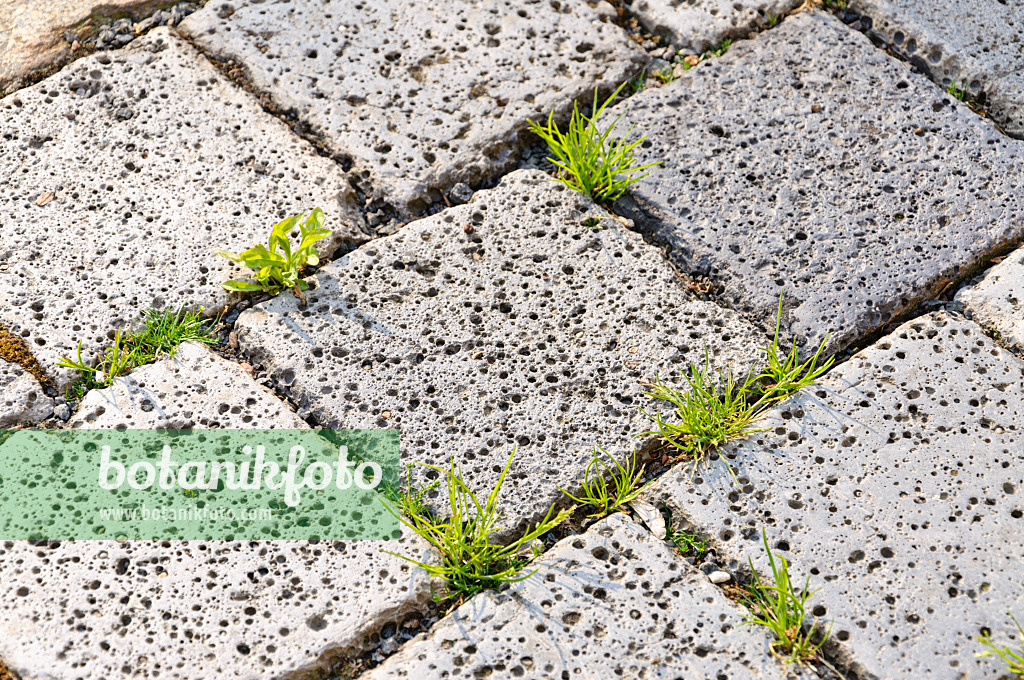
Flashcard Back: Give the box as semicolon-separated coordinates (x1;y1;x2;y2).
708;570;731;584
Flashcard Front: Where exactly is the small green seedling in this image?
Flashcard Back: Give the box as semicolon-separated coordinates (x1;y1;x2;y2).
384;449;573;603
57;306;217;398
977;615;1024;678
216;209;331;296
382;464;441;519
947;80;969;102
528;82;662;203
744;529;831;664
559;446;651;518
642;293;831;468
643;352;760;465
666;527;706;558
705;39;732;59
755;293;834;404
765;13;781;28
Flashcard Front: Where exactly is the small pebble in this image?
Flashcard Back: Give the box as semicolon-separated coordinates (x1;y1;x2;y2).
53;403;71;422
709;570;732;584
449;182;474;205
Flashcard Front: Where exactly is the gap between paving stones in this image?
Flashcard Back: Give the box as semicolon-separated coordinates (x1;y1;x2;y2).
0;0;206;97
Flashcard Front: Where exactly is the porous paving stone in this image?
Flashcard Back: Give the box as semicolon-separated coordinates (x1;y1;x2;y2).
365;512;809;680
234;169;766;524
0;28;367;390
849;0;1024;138
0;0;172;94
0;359;54;427
625;0;801;53
179;0;646;215
609;11;1024;355
68;341;307;428
0;534;435;680
957;248;1024;357
643;311;1024;680
1;348;438;680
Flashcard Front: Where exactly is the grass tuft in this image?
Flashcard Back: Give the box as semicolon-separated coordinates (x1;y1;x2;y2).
528;82;662;203
666;526;706;558
559;446;650;518
57;306;218;399
977;615;1024;678
743;529;831;664
642;293;832;468
384;449;572;603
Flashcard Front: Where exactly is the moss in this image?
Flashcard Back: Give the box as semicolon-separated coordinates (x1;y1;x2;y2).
0;323;54;392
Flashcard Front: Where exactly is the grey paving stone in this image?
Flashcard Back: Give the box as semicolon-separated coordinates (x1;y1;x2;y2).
366;512;807;680
957;248;1024;357
0;0;172;94
0;27;367;390
235;169;766;524
68;341;307;428
0;533;435;680
850;0;1024;138
179;0;646;215
643;312;1024;680
609;11;1024;355
626;0;800;53
2;352;437;680
0;359;54;426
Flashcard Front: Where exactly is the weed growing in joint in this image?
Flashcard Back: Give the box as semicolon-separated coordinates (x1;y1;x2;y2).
642;294;832;467
765;13;781;28
559;446;651;518
384;449;573;603
217;208;331;297
947;80;969;101
666;526;706;558
528;82;662;203
382;464;441;519
977;615;1024;678
743;529;831;665
58;306;218;399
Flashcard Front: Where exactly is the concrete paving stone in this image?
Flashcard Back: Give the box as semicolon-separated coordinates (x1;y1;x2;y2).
849;0;1024;138
68;341;308;428
0;27;368;390
643;311;1024;680
957;248;1024;357
0;533;435;680
179;0;646;215
0;0;172;94
608;11;1024;355
625;0;801;53
235;169;766;525
0;359;54;427
366;512;808;680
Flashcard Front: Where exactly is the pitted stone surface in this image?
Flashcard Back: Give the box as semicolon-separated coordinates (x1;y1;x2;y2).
610;11;1024;354
235;170;765;524
850;0;1024;138
0;359;54;426
626;0;800;53
957;249;1024;357
2;358;436;679
0;0;172;93
366;512;806;680
0;28;366;389
0;535;435;680
644;312;1024;680
179;0;646;215
68;342;307;428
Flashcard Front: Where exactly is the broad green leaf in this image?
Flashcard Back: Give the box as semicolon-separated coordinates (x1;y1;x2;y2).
304;207;324;233
221;280;266;292
296;280;310;290
213;249;242;263
305;252;320;266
